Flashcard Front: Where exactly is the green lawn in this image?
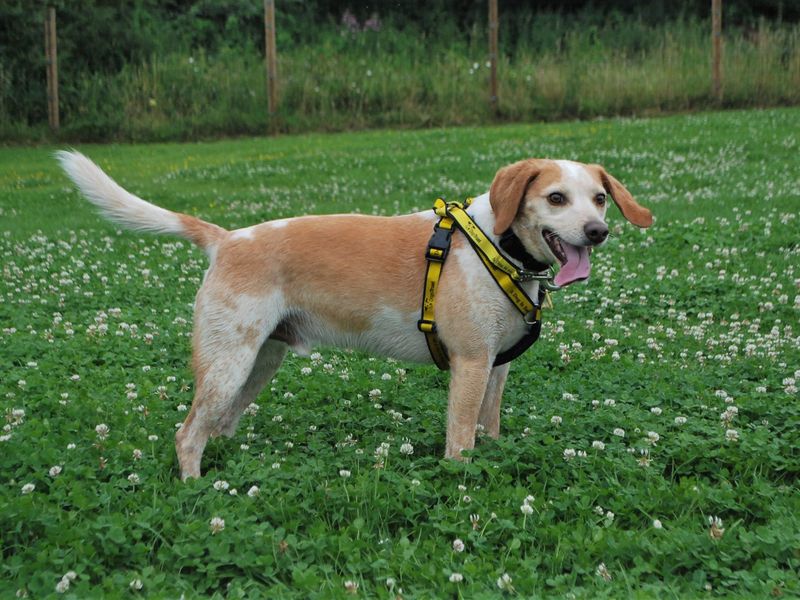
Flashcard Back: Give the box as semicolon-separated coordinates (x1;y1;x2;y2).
1;108;799;598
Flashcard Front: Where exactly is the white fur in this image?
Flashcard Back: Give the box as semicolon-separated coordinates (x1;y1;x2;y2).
57;151;184;237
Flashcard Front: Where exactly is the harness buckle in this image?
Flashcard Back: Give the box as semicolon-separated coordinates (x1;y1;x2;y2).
425;224;453;263
417;319;437;334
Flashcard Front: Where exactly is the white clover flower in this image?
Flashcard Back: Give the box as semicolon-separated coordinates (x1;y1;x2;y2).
550;415;562;425
344;580;358;593
381;373;392;381
604;399;616;407
674;416;687;425
213;480;230;491
708;516;725;539
411;478;421;486
272;462;281;469
300;366;312;375
209;516;225;534
452;538;465;552
339;469;351;478
129;578;143;591
147;434;158;442
470;514;480;529
374;443;390;458
650;407;662;415
647;431;660;445
612;428;625;438
725;429;739;442
21;483;35;495
592;440;605;450
247;485;260;497
400;442;414;455
604;511;615;526
449;572;464;583
49;465;62;477
520;503;534;515
368;388;382;398
563;448;576;461
596;562;612;581
496;572;514;591
385;577;396;589
55;578;69;593
127;473;140;484
95;423;109;440
653;519;663;529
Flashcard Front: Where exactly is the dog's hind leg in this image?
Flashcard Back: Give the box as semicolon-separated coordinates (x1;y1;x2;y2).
217;339;287;437
476;362;510;440
175;292;283;480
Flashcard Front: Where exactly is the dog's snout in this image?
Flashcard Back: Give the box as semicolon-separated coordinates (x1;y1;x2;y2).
584;220;609;245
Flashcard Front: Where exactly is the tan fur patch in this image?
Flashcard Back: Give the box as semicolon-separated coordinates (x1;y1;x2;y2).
178;214;226;249
489;160;562;233
587;164;653;228
212;214;465;334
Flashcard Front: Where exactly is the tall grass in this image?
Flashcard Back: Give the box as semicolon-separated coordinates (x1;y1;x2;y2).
2;19;798;141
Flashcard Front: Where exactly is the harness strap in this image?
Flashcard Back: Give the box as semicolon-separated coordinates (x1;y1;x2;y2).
418;214;455;370
418;198;550;370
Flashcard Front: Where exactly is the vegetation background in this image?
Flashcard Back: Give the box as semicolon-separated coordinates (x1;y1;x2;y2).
1;0;799;142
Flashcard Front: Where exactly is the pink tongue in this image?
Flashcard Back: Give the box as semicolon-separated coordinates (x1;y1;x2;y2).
554;242;591;287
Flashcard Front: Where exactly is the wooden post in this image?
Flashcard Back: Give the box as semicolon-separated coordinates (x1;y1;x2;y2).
264;0;278;120
711;0;723;102
44;6;59;130
488;0;498;115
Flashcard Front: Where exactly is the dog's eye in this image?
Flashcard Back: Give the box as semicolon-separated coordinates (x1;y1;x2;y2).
548;192;566;205
595;193;607;206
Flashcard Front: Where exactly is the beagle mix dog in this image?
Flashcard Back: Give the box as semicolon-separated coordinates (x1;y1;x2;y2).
58;152;652;479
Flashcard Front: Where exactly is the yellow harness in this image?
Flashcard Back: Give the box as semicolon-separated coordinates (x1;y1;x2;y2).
418;198;551;370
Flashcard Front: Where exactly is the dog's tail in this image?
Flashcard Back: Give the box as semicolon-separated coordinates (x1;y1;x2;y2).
56;150;226;255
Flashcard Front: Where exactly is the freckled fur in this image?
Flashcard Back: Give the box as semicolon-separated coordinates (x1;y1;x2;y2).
57;151;652;479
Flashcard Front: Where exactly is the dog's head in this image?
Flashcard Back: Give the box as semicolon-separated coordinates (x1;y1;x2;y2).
490;159;652;287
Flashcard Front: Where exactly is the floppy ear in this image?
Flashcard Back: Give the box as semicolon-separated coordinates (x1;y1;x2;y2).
489;159;543;235
595;166;653;228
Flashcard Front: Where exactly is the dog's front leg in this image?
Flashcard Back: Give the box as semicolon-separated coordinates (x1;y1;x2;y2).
445;355;492;459
476;362;510;439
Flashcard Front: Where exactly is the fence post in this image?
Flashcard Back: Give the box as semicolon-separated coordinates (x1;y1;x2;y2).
264;0;278;123
44;5;59;131
488;0;499;115
711;0;723;102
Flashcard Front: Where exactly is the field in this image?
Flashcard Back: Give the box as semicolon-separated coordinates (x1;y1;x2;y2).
1;108;799;597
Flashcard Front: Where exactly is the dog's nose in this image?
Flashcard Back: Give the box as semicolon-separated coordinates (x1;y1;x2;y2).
584;220;609;245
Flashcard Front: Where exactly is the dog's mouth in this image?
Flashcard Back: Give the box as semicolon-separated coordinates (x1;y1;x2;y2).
542;229;591;287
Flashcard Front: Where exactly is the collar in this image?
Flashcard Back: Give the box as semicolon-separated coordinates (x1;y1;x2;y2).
498;229;551;274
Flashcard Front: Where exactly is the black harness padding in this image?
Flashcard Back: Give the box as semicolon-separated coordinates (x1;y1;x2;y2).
499;229;551;273
493;286;547;367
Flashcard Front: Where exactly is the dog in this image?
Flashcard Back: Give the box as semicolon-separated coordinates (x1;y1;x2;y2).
58;151;652;479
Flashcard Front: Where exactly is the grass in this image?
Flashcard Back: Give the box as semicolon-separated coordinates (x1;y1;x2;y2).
1;108;799;597
2;19;800;142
